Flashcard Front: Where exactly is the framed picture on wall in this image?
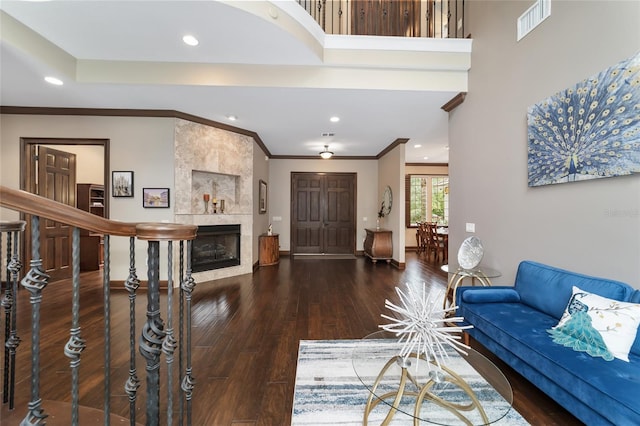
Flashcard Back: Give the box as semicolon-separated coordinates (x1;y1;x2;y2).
112;171;134;197
259;179;267;214
143;188;170;208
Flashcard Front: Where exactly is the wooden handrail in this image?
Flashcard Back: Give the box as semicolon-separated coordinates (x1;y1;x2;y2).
0;186;197;241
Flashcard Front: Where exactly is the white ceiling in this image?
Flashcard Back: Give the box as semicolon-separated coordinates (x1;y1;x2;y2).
0;1;470;163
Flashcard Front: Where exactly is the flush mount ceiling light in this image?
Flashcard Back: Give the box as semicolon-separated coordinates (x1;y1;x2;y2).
330;116;340;123
226;115;237;121
44;76;63;85
182;35;199;46
414;144;422;148
319;145;334;159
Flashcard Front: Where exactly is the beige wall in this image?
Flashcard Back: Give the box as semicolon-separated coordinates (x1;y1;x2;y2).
268;158;379;252
449;1;640;286
1;114;184;280
253;145;270;264
378;144;406;264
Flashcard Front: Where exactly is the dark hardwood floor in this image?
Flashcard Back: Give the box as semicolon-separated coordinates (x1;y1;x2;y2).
1;252;583;425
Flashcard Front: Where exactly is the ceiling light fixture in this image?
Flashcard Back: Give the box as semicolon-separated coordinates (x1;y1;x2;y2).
319;145;334;159
182;35;199;46
330;116;340;123
226;115;237;121
414;144;422;148
44;76;63;86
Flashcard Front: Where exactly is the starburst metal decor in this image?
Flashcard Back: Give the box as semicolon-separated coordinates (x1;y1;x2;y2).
379;283;472;371
527;51;640;186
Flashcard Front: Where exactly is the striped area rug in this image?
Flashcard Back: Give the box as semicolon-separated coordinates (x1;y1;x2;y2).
292;339;530;426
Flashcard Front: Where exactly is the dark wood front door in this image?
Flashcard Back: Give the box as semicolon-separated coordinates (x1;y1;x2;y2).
291;172;356;254
28;145;77;281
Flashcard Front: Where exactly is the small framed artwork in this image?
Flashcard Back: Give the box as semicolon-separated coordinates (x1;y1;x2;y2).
259;179;267;214
143;188;170;208
112;171;134;197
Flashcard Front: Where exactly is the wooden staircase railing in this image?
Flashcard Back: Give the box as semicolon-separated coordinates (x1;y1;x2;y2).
0;186;197;426
297;0;468;39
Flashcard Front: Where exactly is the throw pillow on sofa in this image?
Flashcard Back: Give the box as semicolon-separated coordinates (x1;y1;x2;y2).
548;285;640;362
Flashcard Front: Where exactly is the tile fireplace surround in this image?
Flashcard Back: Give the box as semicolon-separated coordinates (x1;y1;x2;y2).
174;119;254;282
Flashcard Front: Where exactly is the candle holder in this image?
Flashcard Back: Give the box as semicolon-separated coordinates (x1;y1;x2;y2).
203;194;210;214
219;199;225;214
212;202;218;214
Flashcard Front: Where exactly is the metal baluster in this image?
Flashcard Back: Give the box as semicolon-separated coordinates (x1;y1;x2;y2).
124;237;141;426
140;240;165;426
2;229;9;404
162;241;177;425
64;227;86;426
180;240;196;426
7;223;24;410
178;241;185;426
20;215;49;425
103;234;111;425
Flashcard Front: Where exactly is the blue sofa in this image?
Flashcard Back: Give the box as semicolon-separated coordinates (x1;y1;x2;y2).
456;260;640;426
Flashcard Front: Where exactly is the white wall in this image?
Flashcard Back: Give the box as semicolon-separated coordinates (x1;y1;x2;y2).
268;158;379;252
449;1;640;286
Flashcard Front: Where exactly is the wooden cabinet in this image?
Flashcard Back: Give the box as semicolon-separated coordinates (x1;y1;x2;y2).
363;228;392;263
259;234;280;266
76;184;105;271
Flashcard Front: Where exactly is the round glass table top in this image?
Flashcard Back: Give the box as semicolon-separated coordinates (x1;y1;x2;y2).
352;330;513;426
441;264;502;279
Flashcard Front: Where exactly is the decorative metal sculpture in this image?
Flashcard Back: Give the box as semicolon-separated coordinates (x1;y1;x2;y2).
379;283;472;371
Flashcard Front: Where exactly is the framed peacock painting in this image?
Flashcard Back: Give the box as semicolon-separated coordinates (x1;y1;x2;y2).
527;51;640;187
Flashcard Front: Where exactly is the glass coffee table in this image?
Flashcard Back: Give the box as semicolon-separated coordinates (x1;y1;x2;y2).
352;331;513;425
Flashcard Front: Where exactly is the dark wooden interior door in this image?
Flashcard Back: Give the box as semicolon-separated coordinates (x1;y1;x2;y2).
31;145;76;281
291;173;355;254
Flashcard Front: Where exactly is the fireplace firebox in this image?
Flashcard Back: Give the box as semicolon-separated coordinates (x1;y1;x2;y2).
192;224;241;272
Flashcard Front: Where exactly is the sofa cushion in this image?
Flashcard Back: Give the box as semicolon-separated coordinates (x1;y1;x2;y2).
460;300;640;425
514;261;634;320
461;288;520;304
550;286;640;361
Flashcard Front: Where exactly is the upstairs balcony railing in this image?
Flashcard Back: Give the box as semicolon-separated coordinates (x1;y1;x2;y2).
297;0;468;38
0;186;198;425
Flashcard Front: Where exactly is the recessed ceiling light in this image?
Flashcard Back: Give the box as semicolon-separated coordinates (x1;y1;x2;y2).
182;35;199;46
414;144;422;148
423;156;429;160
330;116;340;123
44;76;63;86
226;115;237;121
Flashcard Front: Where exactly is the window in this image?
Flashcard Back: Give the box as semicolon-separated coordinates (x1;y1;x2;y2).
406;174;449;227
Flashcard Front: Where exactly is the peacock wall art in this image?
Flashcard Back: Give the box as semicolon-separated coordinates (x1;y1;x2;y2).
527;51;640;187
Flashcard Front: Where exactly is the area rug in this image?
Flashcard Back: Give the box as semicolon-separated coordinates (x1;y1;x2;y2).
292;339;530;425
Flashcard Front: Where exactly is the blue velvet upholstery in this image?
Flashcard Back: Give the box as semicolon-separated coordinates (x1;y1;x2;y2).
456;261;640;426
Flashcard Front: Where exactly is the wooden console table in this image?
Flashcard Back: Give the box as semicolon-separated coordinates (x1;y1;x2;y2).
364;228;392;263
259;233;280;266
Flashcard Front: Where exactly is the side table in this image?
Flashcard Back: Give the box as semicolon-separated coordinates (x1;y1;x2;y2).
363;228;392;263
441;264;501;311
259;233;279;266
